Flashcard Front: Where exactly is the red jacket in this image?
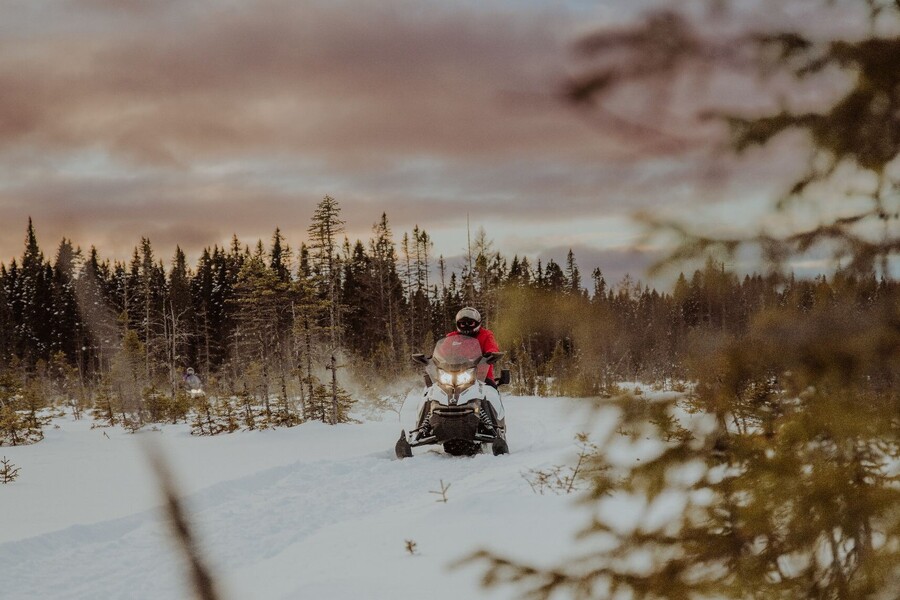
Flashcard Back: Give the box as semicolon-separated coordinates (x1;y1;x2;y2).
447;328;499;380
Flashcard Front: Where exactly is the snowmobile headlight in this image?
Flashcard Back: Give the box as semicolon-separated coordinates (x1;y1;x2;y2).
456;369;474;385
438;370;454;386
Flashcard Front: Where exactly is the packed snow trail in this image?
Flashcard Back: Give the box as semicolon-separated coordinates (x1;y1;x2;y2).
0;396;620;600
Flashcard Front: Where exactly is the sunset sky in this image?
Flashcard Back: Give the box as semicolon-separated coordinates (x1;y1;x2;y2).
0;0;849;286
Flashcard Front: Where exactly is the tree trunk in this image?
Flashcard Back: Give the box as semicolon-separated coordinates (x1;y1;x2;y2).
330;354;338;425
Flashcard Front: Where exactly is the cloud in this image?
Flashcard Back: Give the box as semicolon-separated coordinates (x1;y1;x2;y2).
0;1;612;261
0;0;589;165
0;0;813;269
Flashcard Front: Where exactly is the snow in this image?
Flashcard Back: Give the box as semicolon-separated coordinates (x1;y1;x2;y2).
0;394;675;600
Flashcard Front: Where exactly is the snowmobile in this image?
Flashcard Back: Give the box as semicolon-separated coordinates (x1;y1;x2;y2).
395;335;510;458
184;368;204;398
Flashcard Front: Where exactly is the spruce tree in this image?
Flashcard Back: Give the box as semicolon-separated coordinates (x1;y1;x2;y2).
50;239;82;362
76;247;119;376
191;247;216;376
306;195;347;423
165;247;194;397
16;219;53;364
108;329;147;430
369;213;403;360
0;264;15;363
565;249;583;296
341;239;377;357
232;244;289;422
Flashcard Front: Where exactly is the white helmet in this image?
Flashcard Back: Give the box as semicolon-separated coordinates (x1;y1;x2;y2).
455;307;482;336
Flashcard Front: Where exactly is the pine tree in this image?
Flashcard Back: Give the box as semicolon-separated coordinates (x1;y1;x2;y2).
307;195;347;423
191;247;216;376
232;244;289;422
191;244;240;375
0;456;20;483
108;329;147;430
214;394;240;433
190;393;218;436
402;225;435;350
76;247;119;376
542;259;566;292
0;374;46;446
164;246;194;398
269;228;291;283
91;374;120;427
468;227;505;322
341;239;377;357
137;238;166;381
369;213;403;360
0;264;16;364
291;242;329;421
0;371;24;446
50;239;82;362
16;219;53;364
591;267;607;300
564;249;582;296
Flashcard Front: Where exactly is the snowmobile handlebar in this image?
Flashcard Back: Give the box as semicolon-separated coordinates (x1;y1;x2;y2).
411;351;504;366
482;352;504;365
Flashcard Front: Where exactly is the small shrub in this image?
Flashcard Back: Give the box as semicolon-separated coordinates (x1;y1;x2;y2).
0;456;20;483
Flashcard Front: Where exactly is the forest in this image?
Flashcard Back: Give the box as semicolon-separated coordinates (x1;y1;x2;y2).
1;196;896;442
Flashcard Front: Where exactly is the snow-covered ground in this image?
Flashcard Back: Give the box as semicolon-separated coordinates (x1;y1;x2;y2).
0;394;633;600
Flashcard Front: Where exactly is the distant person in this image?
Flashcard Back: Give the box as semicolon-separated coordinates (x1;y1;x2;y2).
447;307;500;387
183;367;202;392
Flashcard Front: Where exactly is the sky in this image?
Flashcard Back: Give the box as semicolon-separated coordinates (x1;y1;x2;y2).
0;0;878;287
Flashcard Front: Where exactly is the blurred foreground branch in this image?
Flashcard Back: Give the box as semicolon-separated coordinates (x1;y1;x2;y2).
469;1;900;598
146;445;222;600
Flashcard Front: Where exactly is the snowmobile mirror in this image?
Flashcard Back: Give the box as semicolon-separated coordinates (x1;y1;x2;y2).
482;352;505;365
411;353;429;365
498;369;511;386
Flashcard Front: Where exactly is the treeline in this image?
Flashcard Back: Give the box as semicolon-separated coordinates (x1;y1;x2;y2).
1;196;897;443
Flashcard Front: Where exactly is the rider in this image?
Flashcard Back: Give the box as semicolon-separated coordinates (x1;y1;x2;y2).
446;306;504;426
183;367;202;392
447;307;500;387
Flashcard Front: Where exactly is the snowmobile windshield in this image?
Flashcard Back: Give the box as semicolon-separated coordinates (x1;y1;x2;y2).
431;336;482;371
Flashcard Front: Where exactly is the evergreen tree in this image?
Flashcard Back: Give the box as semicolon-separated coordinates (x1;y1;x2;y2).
0;372;43;446
591;267;607;300
307;195;345;345
191;247;216;375
369;214;404;360
164;247;194;397
50;239;82;363
564;249;582;296
16;219;53;364
269;227;292;283
91;377;120;427
307;195;347;423
232;242;291;422
341;239;377;357
0;265;15;363
76;247;119;376
291;262;328;422
542;259;566;292
402;225;435;350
